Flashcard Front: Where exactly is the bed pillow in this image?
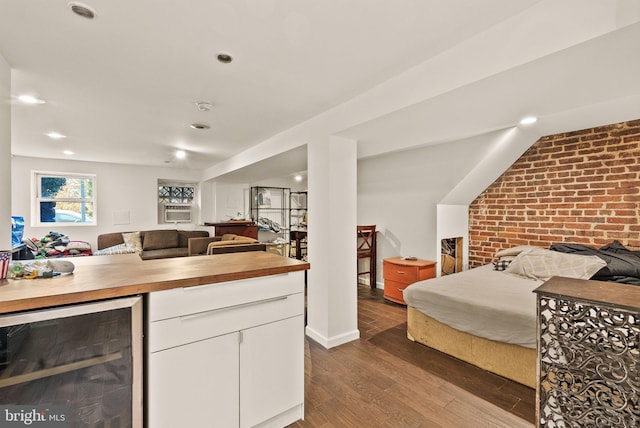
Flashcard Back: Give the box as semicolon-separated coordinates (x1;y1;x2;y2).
494;245;542;270
505;247;607;281
495;245;541;259
122;231;143;253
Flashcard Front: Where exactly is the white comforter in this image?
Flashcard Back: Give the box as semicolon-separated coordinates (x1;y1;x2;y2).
403;264;542;349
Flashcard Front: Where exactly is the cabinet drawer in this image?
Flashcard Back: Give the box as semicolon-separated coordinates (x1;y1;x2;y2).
148;271;304;322
384;263;418;283
383;280;407;304
149;292;304;353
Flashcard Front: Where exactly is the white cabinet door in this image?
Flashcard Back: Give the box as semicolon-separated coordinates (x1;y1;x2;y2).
148;332;240;428
240;315;304;428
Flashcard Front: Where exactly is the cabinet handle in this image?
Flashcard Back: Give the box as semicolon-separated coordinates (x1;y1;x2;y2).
396;271;406;274
179;296;288;322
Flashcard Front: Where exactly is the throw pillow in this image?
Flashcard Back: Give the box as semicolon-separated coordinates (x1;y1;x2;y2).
122;232;143;253
505;247;607;281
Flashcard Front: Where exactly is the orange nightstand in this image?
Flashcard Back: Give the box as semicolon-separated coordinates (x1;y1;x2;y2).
383;257;436;305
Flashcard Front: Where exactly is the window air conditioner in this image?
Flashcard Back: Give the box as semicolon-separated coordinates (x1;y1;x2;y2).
164;204;192;223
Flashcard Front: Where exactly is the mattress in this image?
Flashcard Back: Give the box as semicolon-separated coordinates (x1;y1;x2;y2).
402;264;542;349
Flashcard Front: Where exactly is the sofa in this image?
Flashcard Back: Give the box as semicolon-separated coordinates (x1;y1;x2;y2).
96;230;266;260
96;229;209;260
187;234;267;256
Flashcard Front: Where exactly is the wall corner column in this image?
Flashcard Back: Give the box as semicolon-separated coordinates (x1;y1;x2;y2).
1;53;11;250
305;135;359;348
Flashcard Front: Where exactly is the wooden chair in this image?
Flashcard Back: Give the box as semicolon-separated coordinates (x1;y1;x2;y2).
357;225;377;289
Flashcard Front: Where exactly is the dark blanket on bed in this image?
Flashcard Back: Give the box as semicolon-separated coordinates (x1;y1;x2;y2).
550;241;640;285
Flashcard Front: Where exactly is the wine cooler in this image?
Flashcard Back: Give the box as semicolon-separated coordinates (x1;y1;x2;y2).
0;296;142;427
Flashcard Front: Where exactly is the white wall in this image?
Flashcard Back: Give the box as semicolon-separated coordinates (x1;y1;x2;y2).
0;53;10;250
357;136;496;287
208;182;250;222
11;156;209;250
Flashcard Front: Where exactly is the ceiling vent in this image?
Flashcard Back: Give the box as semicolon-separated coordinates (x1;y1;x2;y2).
190;123;210;130
69;2;96;19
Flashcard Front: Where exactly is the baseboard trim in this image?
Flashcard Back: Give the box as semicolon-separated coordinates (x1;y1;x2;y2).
305;326;360;349
357;278;383;289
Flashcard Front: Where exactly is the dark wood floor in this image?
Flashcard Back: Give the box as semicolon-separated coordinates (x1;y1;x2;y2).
290;285;535;428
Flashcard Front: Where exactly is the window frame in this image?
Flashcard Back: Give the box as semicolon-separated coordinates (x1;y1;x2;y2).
32;171;97;227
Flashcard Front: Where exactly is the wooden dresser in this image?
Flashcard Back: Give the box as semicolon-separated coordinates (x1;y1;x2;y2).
383;257;436;305
204;221;258;239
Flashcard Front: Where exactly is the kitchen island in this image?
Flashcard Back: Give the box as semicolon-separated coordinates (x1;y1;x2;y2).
0;251;309;314
0;252;309;427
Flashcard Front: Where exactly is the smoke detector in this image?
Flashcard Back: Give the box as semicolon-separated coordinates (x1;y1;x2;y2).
195;102;213;112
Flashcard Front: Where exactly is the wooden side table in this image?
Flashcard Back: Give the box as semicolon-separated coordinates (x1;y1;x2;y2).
383;257;436;305
204;221;258;239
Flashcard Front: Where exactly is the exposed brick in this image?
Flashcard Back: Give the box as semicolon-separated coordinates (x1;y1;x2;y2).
468;118;640;267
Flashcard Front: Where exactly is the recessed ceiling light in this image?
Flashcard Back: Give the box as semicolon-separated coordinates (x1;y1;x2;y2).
18;94;46;104
46;132;67;139
175;150;187;159
216;52;233;64
69;2;96;19
190;123;210;130
519;116;538;125
63;150;74;155
294;174;303;182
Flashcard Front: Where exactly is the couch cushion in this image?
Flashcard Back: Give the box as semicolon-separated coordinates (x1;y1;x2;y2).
233;236;259;243
141;247;188;260
143;230;179;250
97;232;126;250
208;237;259;247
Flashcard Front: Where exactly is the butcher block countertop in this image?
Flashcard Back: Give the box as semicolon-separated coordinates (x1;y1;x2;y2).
0;252;310;314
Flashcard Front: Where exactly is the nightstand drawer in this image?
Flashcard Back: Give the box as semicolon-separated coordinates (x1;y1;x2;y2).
384;264;419;283
383;279;409;304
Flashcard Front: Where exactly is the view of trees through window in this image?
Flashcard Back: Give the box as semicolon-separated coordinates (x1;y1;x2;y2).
38;174;95;223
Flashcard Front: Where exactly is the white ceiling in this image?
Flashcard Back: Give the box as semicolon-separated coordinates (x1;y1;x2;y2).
2;0;640;182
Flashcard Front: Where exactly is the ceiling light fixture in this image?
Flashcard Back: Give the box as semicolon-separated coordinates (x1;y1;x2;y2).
195;102;213;112
519;116;538;125
216;52;233;64
46;132;67;139
175;150;187;159
18;94;46;104
63;150;74;155
69;2;96;19
190;123;210;130
294;174;303;182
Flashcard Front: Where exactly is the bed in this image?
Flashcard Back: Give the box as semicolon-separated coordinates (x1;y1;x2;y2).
402;244;620;388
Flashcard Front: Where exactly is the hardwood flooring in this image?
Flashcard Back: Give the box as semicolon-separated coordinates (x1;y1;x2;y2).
289;285;535;428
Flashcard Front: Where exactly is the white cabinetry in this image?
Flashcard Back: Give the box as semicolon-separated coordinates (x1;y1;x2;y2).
147;272;305;428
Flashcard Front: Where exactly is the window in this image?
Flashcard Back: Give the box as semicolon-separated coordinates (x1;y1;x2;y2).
157;180;197;224
33;172;96;226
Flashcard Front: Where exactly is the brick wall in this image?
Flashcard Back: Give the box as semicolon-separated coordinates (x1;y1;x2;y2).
468;119;640;267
